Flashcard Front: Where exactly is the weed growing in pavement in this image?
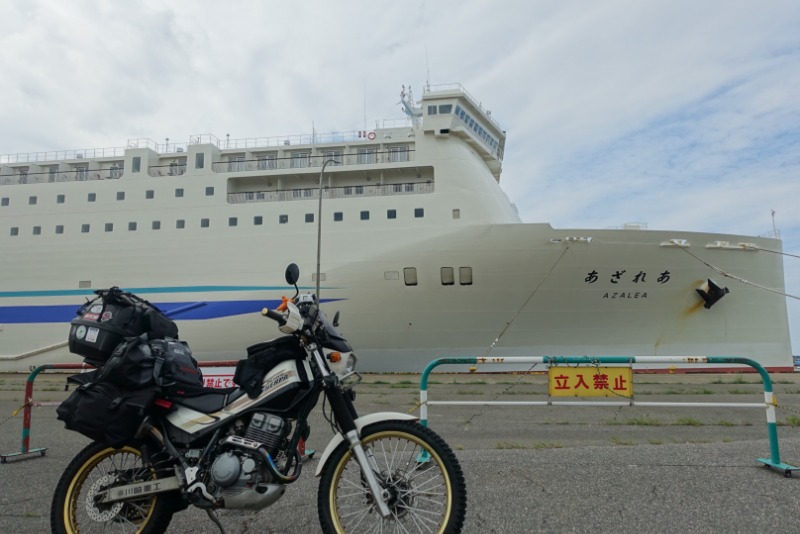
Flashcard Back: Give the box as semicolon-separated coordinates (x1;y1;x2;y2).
532;442;564;449
610;437;635;446
496;441;527;449
626;417;663;426
780;416;800;427
675;417;703;426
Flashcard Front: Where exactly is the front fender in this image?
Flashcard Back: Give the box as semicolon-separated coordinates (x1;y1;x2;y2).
313;412;419;477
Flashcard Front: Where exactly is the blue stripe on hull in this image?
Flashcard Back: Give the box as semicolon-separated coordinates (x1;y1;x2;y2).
0;298;343;323
0;286;289;299
0;300;278;323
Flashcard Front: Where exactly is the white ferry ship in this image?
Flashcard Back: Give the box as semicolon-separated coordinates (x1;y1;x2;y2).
0;84;792;372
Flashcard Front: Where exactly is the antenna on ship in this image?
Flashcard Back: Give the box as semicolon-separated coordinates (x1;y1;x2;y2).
316;158;340;302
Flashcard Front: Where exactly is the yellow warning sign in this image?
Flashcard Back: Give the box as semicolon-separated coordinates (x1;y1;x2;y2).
548;367;633;397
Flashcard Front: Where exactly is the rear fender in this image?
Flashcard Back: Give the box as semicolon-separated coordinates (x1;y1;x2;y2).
313;412;418;477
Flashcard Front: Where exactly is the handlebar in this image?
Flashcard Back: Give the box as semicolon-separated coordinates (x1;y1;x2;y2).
261;307;287;326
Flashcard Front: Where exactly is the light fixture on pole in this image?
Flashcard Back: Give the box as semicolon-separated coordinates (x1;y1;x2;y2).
316;158;339;301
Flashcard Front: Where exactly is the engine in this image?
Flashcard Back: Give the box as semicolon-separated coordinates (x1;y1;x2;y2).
208;412;290;509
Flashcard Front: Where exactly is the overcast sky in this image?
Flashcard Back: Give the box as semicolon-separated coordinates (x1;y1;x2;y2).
2;0;798;354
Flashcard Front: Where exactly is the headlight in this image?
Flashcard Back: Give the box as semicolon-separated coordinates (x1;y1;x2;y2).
325;350;361;388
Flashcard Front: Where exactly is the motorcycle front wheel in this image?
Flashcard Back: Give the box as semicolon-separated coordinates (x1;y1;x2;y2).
50;441;176;534
318;420;467;533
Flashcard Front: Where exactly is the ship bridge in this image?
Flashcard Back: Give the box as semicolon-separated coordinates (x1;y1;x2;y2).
407;84;506;181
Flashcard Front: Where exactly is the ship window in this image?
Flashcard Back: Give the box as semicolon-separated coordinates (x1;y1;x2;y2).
414;208;424;218
254;215;263;225
10;227;19;236
116;192;125;201
279;214;288;224
403;267;418;286
290;152;309;168
257;154;276;170
195;153;204;169
132;157;141;173
87;193;96;202
344;186;352;195
387;209;396;219
323;150;342;164
105;223;113;232
360;211;369;220
56;225;64;234
176;219;185;229
355;185;364;195
292;189;302;198
128;222;137;231
357;148;376;165
334;212;343;222
32;225;41;235
81;224;90;233
438;104;452;114
152;220;161;230
228;155;246;172
384;271;399;280
305;213;314;223
389;146;409;162
201;218;210;228
146;190;155;199
1;197;9;206
459;267;473;285
441;267;455;285
405;184;414;192
393;184;402;193
29;196;37;205
427;105;437;115
57;194;65;204
452;209;460;219
206;186;214;196
229;217;238;227
175;188;184;198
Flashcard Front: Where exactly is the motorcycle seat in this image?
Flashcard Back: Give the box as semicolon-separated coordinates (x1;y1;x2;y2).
172;387;246;413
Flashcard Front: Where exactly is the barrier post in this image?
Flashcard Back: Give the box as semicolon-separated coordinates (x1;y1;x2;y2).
418;355;800;476
1;360;239;464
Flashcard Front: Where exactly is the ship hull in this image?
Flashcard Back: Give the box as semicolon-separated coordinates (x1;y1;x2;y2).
0;222;791;372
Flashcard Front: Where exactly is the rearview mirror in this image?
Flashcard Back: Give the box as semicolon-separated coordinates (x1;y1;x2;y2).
285;263;300;286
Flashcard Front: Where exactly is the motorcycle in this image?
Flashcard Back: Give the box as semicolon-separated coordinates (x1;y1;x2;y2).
50;263;467;533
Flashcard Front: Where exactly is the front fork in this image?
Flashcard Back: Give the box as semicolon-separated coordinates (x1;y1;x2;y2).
324;380;392;519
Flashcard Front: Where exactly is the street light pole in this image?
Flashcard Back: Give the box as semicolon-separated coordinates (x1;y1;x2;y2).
316;158;339;301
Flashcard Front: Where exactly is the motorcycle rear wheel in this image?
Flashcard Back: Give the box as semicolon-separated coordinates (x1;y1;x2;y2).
50;441;176;534
318;420;467;533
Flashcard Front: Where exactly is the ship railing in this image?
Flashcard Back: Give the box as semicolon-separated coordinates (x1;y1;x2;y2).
0;169;123;186
227;181;434;204
147;164;188;177
417;355;799;476
210;149;415;174
0;147;126;165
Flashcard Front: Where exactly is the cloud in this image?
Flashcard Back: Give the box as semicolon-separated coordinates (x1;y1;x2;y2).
1;0;799;352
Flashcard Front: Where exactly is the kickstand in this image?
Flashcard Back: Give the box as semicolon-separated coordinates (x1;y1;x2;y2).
205;509;227;534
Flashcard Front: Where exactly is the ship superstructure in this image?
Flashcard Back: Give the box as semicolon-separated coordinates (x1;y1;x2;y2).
0;84;792;372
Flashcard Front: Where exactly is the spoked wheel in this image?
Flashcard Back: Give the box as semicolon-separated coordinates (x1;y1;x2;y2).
318;420;466;533
51;442;176;534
